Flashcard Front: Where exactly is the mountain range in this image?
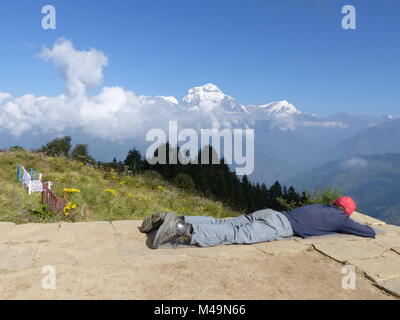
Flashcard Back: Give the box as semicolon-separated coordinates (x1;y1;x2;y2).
172;84;397;181
1;83;397;178
286;153;400;226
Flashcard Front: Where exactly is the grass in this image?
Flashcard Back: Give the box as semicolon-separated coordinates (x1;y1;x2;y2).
0;150;241;224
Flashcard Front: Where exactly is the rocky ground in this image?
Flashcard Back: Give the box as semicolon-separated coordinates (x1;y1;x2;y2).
0;212;399;299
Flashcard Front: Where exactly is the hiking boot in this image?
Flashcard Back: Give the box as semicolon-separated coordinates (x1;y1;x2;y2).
137;212;175;233
152;215;193;249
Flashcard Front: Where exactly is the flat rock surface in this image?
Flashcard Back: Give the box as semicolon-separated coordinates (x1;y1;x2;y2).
253;239;311;255
0;223;15;241
351;212;386;226
313;240;388;262
0;213;399;300
374;224;400;236
348;250;400;283
0;244;38;271
377;279;400;298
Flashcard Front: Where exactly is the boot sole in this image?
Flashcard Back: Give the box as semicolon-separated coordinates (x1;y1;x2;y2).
152;212;177;249
138;212;168;233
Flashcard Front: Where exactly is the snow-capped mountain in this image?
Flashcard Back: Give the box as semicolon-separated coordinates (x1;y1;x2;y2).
178;83;305;130
323;112;395;129
178;83;353;130
182;83;246;113
243;100;305;130
244;100;301;117
181;83;302;119
136;83;397;132
176;83;398;131
138;95;179;107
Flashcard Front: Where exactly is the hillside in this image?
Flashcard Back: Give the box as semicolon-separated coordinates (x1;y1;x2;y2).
0;150;238;224
286;153;400;226
319;119;400;164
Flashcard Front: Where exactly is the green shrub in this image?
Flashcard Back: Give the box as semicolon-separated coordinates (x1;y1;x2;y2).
305;187;343;205
71;144;96;165
142;170;164;181
39;136;72;157
173;173;195;190
277;187;343;211
9;146;26;152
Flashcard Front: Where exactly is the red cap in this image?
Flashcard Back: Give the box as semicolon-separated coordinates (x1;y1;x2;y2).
333;196;356;216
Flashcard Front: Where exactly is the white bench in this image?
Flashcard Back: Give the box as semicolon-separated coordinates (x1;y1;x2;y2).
19;165;51;195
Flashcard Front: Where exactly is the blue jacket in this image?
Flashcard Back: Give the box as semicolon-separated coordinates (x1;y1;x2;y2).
282;204;376;239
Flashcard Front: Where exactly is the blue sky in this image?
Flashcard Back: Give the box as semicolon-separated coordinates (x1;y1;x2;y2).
0;0;399;117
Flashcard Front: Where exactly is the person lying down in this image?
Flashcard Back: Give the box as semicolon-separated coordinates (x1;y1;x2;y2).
138;196;376;249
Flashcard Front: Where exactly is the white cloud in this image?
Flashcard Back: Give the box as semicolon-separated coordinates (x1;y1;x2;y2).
0;93;11;103
39;38;108;97
0;38;219;140
301;121;347;128
0;38;352;143
341;156;368;170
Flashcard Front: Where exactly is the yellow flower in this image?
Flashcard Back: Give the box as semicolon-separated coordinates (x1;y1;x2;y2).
63;202;78;216
105;189;118;196
63;188;81;194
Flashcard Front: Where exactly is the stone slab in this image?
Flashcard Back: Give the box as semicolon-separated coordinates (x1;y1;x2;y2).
374;234;400;250
112;220;141;236
111;220;147;248
253;240;311;255
349;253;400;283
376;279;400;298
2;223;61;244
0;222;16;240
0;244;37;271
177;243;260;258
57;221;117;243
373;224;400;236
297;233;363;245
32;245;78;267
34;241;123;267
351;212;386;226
118;242;192;265
118;243;154;257
313;240;387;262
71;242;123;266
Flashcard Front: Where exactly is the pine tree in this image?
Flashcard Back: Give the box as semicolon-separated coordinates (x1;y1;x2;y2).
269;181;284;211
124;148;144;173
